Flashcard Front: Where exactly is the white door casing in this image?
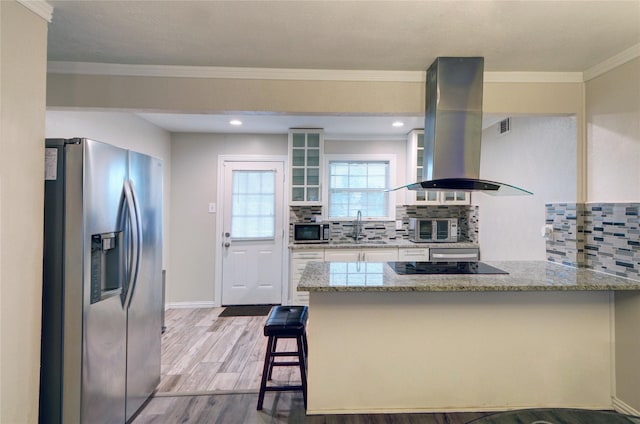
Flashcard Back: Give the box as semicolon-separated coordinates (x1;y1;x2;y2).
217;157;286;306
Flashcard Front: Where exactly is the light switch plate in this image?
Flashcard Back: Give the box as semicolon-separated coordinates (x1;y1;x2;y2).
208;203;216;213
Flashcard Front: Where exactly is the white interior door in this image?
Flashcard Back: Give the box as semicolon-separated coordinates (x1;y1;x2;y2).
221;160;285;305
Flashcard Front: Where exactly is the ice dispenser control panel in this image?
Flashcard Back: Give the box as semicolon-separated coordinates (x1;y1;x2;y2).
90;231;124;304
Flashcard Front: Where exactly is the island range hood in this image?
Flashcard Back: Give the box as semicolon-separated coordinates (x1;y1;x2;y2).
396;57;532;196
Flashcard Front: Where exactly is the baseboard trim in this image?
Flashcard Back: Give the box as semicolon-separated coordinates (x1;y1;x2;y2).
154;389;259;398
165;301;217;309
612;397;640;417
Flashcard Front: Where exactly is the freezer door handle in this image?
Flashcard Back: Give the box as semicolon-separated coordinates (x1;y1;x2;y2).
123;179;143;309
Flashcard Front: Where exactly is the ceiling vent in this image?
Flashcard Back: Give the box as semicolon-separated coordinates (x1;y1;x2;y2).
499;118;511;135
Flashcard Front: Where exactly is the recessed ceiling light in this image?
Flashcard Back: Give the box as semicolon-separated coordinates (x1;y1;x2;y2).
392;121;404;127
230;119;242;126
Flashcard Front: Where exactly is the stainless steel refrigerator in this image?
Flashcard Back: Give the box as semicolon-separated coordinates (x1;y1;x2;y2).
40;138;163;424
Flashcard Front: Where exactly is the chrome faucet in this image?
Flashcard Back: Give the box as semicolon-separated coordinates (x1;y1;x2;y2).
352;210;363;242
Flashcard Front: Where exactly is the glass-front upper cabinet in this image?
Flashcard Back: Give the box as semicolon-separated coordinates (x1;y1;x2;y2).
289;129;324;204
405;129;470;205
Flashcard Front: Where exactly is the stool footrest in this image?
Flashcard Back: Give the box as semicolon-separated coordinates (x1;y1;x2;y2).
269;361;301;367
270;351;299;357
262;385;303;392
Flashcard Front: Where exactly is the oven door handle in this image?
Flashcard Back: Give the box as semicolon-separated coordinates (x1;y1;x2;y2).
431;253;478;260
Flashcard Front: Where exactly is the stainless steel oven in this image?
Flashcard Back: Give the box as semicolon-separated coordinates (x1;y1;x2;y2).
408;218;458;243
429;248;479;262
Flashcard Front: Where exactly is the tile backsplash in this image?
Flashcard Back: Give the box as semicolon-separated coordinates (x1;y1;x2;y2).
290;205;479;243
546;203;639;279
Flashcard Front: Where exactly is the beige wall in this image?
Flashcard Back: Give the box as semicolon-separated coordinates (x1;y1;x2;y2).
614;292;640;413
586;57;640;202
0;2;48;423
588;58;640;414
46;73;585;118
169;133;287;304
47;74;425;114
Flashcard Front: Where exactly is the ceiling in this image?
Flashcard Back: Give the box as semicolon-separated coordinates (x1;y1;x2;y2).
46;0;640;135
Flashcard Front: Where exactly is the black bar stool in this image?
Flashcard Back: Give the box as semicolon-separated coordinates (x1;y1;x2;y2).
257;305;308;410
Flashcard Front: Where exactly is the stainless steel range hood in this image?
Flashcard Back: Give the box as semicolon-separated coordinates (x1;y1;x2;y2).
398;57;532;196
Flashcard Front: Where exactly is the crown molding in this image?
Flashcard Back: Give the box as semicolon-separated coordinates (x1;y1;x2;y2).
47;62;424;82
583;43;640;81
16;0;53;22
323;133;408;142
48;45;639;84
484;72;584;83
47;61;584;84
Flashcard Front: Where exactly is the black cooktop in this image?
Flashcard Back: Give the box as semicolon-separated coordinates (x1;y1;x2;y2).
389;261;508;275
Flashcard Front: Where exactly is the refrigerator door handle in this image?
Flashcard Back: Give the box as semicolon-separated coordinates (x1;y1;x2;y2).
123;179;143;309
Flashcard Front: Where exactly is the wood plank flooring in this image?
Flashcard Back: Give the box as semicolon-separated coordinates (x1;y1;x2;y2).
157;307;300;394
132;392;490;423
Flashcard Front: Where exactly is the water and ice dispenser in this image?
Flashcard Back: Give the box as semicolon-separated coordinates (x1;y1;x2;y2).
90;231;124;304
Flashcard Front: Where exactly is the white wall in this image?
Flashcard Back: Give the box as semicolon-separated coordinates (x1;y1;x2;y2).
169;133;287;304
45;111;172;281
477;116;577;260
586;57;640;202
0;2;48;422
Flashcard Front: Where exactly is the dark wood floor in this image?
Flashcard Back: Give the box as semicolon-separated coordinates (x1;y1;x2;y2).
132;392;490;423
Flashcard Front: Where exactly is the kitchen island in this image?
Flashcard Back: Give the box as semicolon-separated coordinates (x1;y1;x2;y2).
298;261;640;415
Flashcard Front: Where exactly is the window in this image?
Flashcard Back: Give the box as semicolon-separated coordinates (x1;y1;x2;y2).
325;155;395;220
231;170;275;239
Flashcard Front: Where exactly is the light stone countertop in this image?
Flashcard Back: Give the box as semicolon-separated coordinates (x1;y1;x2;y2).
297;260;640;292
290;240;479;249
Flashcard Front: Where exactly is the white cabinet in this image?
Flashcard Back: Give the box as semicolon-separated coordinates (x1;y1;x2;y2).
323;248;359;262
439;191;471;205
289;249;324;305
324;247;398;262
360;248;399;262
398;247;429;261
405;129;470;205
289;129;324;204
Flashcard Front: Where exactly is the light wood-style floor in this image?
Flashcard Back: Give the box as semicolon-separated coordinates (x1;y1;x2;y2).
157;307;301;394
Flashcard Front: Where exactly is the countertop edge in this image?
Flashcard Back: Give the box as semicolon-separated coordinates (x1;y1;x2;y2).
297;260;640;293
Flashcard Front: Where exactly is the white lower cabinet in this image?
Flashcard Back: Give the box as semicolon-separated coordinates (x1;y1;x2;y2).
323;248;398;263
398;247;429;261
360;248;399;262
290;246;444;305
290;249;324;306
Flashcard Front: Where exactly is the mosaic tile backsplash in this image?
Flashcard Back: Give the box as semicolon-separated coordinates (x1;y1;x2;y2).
546;203;640;279
290;205;479;243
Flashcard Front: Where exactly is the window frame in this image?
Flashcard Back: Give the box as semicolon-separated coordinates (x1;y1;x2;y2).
323;153;396;221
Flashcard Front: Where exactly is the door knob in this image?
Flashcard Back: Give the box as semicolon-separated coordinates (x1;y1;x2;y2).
224;242;230;247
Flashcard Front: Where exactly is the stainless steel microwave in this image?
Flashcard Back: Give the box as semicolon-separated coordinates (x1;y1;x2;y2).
293;223;330;243
408;218;458;243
